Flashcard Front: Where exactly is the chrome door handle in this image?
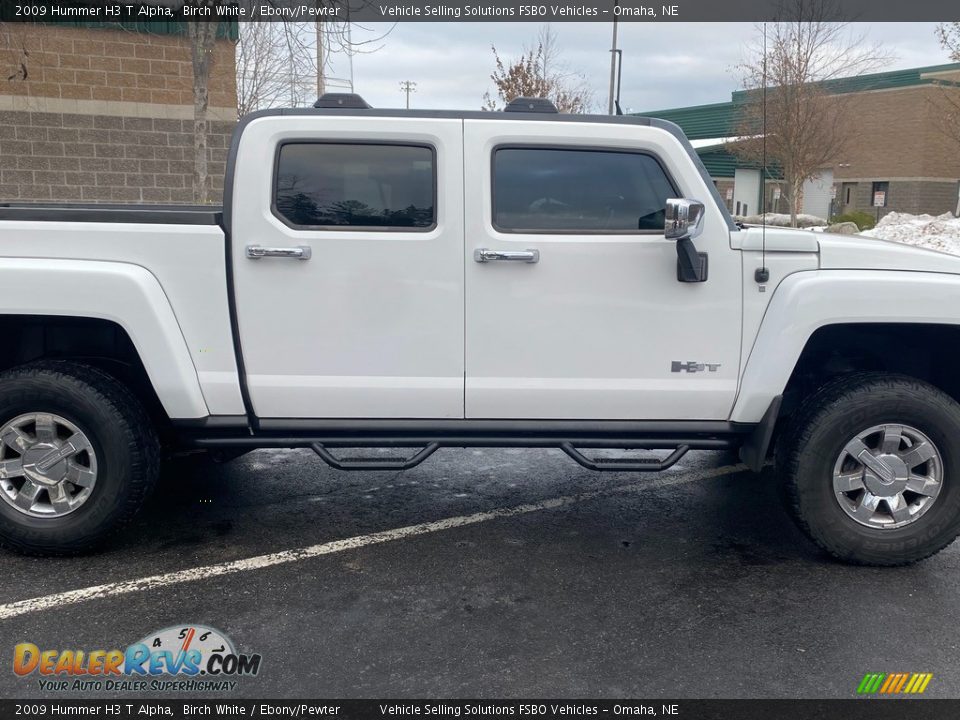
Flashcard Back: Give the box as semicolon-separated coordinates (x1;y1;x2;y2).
474;248;540;264
246;245;312;260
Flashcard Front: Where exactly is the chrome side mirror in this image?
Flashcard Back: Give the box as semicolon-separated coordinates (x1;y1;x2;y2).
664;198;705;241
665;198;708;283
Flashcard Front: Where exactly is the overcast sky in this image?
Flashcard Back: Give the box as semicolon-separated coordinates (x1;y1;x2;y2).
322;22;949;113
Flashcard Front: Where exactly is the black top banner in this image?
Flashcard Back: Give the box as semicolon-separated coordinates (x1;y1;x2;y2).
0;0;957;23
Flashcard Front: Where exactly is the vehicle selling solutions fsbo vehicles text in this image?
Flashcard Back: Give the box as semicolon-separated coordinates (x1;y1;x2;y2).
377;5;609;18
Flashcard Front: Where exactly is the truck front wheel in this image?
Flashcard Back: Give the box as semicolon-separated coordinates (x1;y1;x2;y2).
0;361;159;555
778;373;960;566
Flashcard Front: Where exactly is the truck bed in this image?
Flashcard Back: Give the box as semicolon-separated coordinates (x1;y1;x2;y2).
0;202;240;417
0;203;223;226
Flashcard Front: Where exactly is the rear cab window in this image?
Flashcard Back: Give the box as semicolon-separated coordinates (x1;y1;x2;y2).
492;147;676;233
273;143;436;231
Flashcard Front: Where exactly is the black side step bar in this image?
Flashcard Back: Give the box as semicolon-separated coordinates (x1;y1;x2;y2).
310;442;440;471
560;443;689;472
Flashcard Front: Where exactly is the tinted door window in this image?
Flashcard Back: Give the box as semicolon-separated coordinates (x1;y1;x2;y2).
493;148;675;233
275;143;435;230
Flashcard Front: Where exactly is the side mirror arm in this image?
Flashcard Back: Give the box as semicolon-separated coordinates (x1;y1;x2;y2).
676;237;708;283
665;198;708;283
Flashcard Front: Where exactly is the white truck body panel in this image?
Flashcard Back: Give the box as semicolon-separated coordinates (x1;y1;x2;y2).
735;226;820;252
819;233;960;273
738;249;820;374
0;258;209;418
731;269;960;422
230;116;465;419
463;120;743;420
0;221;242;417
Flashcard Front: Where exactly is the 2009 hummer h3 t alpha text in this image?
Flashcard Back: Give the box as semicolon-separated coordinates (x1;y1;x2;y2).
1;94;959;565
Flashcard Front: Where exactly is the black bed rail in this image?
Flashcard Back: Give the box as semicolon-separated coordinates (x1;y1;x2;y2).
0;202;223;226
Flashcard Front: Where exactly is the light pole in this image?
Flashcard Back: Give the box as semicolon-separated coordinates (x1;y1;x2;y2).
607;0;619;115
400;81;417;109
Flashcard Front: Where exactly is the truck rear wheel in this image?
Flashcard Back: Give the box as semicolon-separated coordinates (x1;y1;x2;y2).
0;361;159;555
777;373;960;566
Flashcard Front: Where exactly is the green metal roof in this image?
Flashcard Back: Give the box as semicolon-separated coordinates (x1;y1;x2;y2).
641;101;745;141
697;145;782;180
697;146;739;178
732;62;960;100
640;62;960;141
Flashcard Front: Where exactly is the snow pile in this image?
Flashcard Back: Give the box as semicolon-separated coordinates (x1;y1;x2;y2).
738;212;828;228
860;212;960;255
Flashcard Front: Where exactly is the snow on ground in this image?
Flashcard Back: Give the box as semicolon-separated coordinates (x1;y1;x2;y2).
861;212;960;255
738;212;828;228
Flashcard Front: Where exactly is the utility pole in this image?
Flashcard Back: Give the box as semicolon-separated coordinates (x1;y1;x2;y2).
607;0;619;115
316;20;325;97
400;80;417;109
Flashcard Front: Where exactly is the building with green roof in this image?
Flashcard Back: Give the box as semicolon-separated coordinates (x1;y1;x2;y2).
638;63;960;220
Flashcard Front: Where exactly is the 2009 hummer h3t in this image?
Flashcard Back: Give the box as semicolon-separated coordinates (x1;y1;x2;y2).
1;94;960;565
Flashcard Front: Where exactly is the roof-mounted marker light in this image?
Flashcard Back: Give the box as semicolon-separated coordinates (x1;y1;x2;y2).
314;93;372;109
504;97;559;113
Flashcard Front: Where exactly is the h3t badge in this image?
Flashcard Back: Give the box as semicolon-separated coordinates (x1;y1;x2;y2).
671;361;722;373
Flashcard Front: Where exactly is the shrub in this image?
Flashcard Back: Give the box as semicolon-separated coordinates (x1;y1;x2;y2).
831;211;876;231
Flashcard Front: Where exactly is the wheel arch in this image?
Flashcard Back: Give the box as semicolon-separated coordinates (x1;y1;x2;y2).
737;324;960;471
732;270;960;468
0;258;209;422
731;270;960;424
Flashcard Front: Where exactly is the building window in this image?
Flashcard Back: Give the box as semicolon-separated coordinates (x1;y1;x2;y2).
274;143;436;230
492;147;676;233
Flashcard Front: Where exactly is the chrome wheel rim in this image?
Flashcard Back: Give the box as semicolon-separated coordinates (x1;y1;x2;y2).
832;423;943;530
0;413;98;518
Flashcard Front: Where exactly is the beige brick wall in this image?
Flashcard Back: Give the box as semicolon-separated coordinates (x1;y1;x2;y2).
838;179;960;218
0;24;236;110
837;85;960;181
0;24;237;203
0;111;233;203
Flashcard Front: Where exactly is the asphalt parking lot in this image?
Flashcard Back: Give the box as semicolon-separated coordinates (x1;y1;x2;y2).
1;446;959;699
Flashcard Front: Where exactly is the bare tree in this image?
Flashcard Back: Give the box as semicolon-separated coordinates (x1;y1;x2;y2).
938;22;960;60
932;24;960;166
186;14;222;205
313;17;393;96
236;22;317;117
237;17;392;117
482;26;592;113
729;0;890;226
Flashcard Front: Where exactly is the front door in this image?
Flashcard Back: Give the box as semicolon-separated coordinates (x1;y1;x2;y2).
463;118;743;420
231;116;464;419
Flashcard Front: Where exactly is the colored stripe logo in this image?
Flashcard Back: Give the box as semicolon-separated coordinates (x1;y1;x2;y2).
857;672;933;694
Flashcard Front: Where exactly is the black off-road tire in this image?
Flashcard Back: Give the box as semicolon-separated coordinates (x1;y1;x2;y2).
0;361;160;556
777;372;960;566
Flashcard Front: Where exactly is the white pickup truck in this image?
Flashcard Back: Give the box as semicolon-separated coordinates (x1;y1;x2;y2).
1;94;959;565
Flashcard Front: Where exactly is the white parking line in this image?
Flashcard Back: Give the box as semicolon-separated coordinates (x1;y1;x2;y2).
0;463;747;621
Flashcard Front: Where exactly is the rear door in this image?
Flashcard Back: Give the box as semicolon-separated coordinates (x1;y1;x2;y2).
230;115;464;419
463;118;743;420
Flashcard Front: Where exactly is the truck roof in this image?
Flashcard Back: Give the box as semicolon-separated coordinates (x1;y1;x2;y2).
222;94;736;235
